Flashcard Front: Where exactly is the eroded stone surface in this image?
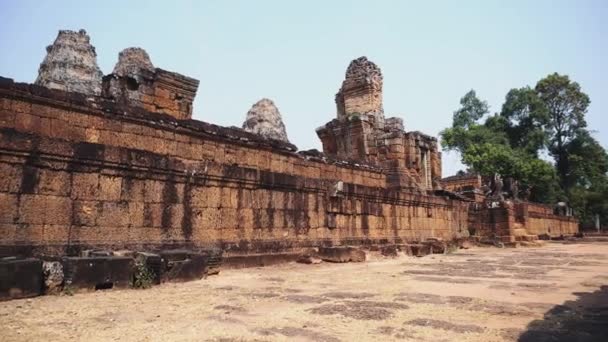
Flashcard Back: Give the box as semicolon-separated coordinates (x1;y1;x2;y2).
242;98;290;143
316;56;442;191
102;47;198;120
42;261;63;294
112;47;154;76
35;29;103;95
336;56;384;121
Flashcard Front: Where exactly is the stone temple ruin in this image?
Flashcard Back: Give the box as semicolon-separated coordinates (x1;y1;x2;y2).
0;30;578;300
316;57;441;191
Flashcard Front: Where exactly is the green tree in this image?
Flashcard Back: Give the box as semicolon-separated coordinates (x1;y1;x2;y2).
452;90;489;128
440;90;560;203
499;87;549;156
563;130;608;225
535;73;590;193
441;75;607;225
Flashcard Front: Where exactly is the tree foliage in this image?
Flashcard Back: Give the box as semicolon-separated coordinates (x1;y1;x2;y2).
440;73;607;225
535;73;591;193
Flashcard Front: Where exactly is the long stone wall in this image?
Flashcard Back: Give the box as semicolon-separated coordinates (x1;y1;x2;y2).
0;77;469;258
468;201;578;242
519;202;578;237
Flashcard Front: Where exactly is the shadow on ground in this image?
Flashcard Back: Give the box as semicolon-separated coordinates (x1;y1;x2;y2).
518;285;608;342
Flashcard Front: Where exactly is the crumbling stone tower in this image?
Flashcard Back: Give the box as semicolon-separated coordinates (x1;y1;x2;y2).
102;47;199;120
335;56;385;124
242;98;290;143
35;29;103;95
316;57;441;191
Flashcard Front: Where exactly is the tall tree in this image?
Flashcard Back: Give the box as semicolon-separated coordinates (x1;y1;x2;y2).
499;87;549;156
535;73;590;193
441;75;607;223
440;90;560;203
452;90;490;128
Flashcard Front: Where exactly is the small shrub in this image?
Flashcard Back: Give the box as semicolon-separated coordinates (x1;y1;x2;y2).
62;281;74;296
133;262;154;289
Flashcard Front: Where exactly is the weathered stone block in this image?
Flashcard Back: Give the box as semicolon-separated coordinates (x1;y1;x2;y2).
159;250;208;282
72;200;99;226
36;170;70;196
120;178;145;202
423;238;446;254
97;201;130;227
0;193;18;223
143;203;164;228
318;246;366;263
407;243;431;257
62;256;133;290
71;173;99;200
380;244;402;257
0;163;22;193
18;194;46;224
143;180;164;203
42;261;63;294
98;175;122;201
45;196;72;225
0;257;43;301
190;186;220;208
128;202;145;227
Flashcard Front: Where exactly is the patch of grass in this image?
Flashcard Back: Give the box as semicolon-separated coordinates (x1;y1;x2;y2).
62;281;74;296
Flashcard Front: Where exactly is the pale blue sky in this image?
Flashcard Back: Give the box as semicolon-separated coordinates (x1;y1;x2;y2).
1;0;606;176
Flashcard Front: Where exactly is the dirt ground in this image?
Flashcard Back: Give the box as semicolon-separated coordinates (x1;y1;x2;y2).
1;241;607;342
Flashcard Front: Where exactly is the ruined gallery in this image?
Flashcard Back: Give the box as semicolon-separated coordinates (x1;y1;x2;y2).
0;30;579;300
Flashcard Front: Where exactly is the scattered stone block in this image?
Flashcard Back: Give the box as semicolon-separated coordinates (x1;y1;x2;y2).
113;249;135;257
80;249;112;257
297;254;323;264
459;240;473;249
62;256;133;290
318;246;366;263
159;250;208;282
423;239;446;254
0;257;43;301
380;245;402;257
407;244;431;257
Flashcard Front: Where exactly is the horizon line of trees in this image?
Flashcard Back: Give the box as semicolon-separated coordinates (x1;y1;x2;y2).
440;73;608;227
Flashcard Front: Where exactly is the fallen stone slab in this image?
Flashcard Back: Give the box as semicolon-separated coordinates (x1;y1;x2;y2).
223;253;300;269
62;256;133;290
0;257;43;301
80;249;113;257
159;250;208;282
297;254;323;264
318;246;366;263
458;239;473;249
380;245;403;257
406;244;431;257
423;239;447;254
113;250;135;257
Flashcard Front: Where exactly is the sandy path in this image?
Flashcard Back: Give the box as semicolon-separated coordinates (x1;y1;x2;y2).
1;241;607;341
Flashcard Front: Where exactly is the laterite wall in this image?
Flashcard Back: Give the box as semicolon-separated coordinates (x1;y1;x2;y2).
0;77;470;257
